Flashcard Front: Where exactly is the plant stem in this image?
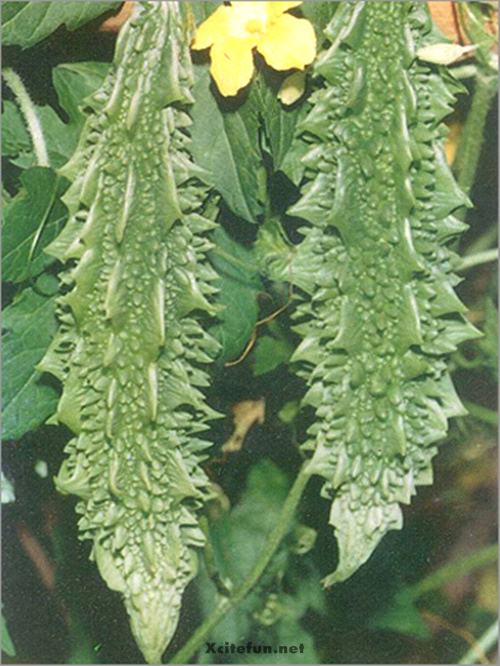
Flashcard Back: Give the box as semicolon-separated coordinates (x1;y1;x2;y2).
458;249;498;272
454;72;497;198
2;67;49;167
408;543;498;600
464;225;498;257
170;462;313;664
459;620;498;665
464;401;498;426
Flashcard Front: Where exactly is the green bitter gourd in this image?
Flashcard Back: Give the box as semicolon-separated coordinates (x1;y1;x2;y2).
262;2;480;586
39;3;219;661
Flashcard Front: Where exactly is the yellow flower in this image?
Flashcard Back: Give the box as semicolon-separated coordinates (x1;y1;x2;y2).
192;1;316;97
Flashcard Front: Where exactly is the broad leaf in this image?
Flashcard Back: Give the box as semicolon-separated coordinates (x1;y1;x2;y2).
301;2;339;40
369;591;430;639
190;1;220;24
191;67;266;224
2;102;74;169
1;100;31;159
2;2;118;48
3;62;108;171
253;73;308;173
3;167;68;283
209;227;263;363
52;62;110;128
253;334;293;377
2;275;59;441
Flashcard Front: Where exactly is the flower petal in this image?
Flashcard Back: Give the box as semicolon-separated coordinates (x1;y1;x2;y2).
192;5;231;50
210;37;255;97
257;14;316;71
266;2;302;19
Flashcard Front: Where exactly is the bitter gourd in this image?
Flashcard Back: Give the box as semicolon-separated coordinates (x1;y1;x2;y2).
262;3;479;586
39;3;219;661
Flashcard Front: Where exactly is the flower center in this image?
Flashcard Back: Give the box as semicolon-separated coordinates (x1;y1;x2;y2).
245;18;264;34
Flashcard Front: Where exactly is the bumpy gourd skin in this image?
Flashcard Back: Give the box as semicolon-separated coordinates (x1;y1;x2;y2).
266;3;479;586
39;4;219;662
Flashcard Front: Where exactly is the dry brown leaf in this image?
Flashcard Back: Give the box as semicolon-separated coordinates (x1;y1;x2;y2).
207;482;231;518
17;522;56;591
445;119;463;165
429;1;498;46
428;2;464;42
222;399;265;454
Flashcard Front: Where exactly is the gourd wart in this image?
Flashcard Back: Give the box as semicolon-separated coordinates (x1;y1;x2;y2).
39;3;219;662
262;4;480;585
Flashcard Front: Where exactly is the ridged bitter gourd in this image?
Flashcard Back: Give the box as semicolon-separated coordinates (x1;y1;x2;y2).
262;2;479;586
39;3;219;662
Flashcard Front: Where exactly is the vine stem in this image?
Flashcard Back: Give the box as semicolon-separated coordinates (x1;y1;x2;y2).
408;543;498;600
458;620;498;665
463;401;498;426
170;462;313;664
2;67;49;167
464;225;497;257
457;248;498;272
453;71;497;198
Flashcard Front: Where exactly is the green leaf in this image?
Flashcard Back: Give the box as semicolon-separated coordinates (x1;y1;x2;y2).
2;2;118;48
209;227;263;363
370;591;431;640
2;275;60;440
1;4;23;23
214;461;290;580
278;400;300;425
190;65;305;216
2;167;68;283
190;1;220;24
1;100;31;158
1;608;16;657
2;101;75;169
253;334;293;377
301;2;339;40
3;63;108;171
39;106;78;167
252;73;307;174
191;67;266;223
458;3;498;71
198;461;320;664
52;62;110;129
